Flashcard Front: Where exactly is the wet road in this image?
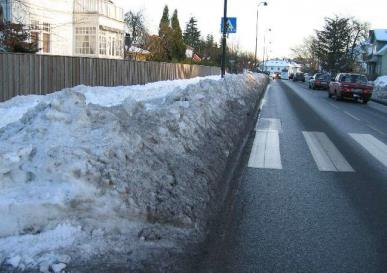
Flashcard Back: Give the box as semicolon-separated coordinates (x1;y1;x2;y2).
199;79;387;273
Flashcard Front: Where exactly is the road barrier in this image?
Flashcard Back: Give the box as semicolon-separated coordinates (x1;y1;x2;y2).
0;53;220;102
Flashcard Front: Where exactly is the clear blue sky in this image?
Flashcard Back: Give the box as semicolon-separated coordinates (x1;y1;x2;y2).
115;0;387;58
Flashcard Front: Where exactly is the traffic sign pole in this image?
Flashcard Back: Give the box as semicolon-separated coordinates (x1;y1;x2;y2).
221;0;227;78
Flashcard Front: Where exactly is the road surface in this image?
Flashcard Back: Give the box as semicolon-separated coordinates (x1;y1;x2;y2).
199;79;387;273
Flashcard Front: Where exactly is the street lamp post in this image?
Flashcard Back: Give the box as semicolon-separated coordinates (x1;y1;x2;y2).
221;0;228;78
254;1;268;70
262;28;271;72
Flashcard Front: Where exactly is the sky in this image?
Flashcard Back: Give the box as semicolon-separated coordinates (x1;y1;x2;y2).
115;0;387;59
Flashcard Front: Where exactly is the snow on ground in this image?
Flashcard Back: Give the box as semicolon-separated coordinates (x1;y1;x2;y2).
373;76;387;103
0;75;220;130
0;73;268;272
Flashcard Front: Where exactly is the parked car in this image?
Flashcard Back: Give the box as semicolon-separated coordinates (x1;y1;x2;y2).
304;73;311;82
328;73;373;104
272;72;281;80
293;72;305;82
289;73;294;80
309;73;330;90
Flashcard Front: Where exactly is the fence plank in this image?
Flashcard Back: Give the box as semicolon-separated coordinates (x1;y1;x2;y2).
0;53;220;102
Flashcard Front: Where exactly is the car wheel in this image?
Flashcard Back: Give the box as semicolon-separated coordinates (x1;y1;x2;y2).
309;84;311;89
362;99;368;104
328;91;332;98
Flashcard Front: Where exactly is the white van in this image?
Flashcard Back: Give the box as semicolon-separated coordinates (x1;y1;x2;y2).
281;69;289;80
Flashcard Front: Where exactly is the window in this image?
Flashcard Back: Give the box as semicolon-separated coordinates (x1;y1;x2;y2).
31;32;39;48
42;33;50;53
99;33;107;55
42;23;50;32
340;74;367;84
31;20;39;30
75;27;97;55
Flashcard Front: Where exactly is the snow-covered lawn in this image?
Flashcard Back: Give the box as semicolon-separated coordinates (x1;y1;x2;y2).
373;76;387;103
0;73;268;272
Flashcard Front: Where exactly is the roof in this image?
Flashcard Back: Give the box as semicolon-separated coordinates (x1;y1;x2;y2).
376;44;387;56
264;60;291;67
371;29;387;42
263;59;302;68
127;46;150;55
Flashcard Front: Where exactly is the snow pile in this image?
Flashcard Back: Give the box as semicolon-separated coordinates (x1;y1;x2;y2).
373;76;387;102
0;73;268;272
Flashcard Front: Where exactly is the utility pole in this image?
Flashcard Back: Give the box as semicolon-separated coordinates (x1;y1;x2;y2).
221;0;228;78
254;2;268;70
262;28;271;72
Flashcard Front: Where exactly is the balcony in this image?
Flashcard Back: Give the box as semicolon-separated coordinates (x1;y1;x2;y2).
74;0;124;22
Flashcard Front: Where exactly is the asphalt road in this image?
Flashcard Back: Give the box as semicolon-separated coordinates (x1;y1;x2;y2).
199;79;387;273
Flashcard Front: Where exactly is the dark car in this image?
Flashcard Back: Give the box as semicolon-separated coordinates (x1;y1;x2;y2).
272;72;281;80
309;73;330;90
329;73;373;104
293;72;305;82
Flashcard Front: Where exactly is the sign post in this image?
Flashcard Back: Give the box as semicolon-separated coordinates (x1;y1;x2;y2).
221;0;228;78
221;15;237;78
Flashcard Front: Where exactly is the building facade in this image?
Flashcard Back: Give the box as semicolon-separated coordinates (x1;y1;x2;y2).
366;29;387;79
260;59;302;77
0;0;125;59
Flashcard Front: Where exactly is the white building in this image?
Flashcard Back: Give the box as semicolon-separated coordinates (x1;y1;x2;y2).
0;0;125;59
261;59;302;76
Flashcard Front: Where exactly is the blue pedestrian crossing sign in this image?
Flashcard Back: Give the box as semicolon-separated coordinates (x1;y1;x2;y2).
221;17;237;34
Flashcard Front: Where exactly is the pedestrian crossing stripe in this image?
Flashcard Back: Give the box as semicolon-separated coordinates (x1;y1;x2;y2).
248;118;387;172
350;134;387;168
303;131;354;172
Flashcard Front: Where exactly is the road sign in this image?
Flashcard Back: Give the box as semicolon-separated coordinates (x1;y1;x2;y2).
221;17;237;34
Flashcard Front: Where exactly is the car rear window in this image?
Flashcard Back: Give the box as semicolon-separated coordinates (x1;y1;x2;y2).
340;75;367;84
316;74;329;81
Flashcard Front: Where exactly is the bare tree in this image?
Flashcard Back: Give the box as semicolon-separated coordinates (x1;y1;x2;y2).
291;35;319;73
124;10;147;47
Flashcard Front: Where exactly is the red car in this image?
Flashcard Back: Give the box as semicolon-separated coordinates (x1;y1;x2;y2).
309;73;330;90
328;73;373;104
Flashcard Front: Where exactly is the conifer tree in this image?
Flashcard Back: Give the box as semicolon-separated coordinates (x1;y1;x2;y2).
170;9;186;61
183;17;201;50
0;21;38;53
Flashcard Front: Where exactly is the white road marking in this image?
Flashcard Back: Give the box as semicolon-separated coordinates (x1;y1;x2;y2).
303;131;354;172
350;134;387;168
328;102;340;110
248;130;282;169
344;111;361;121
366;124;386;136
255;118;282;132
259;84;271;111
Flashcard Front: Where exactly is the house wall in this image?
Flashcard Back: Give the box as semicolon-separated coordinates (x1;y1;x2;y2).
74;13;124;59
381;54;387;76
1;0;124;59
1;0;74;56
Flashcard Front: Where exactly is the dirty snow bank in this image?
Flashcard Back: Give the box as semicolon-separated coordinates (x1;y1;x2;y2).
373;76;387;103
0;73;268;272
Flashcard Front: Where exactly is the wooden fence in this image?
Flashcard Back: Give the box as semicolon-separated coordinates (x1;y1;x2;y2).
0;53;220;102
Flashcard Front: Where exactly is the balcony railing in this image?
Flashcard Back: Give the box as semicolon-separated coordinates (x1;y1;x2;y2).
74;0;124;21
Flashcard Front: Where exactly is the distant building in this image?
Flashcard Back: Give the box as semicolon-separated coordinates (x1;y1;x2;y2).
366;29;387;79
0;0;125;59
260;59;302;76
